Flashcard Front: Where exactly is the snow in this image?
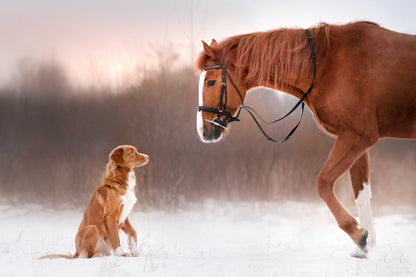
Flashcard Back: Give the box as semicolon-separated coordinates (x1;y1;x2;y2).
0;201;415;277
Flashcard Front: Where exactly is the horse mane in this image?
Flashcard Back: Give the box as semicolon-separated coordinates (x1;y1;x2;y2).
197;23;333;89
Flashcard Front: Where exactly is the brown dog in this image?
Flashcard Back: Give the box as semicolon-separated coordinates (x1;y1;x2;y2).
41;145;149;259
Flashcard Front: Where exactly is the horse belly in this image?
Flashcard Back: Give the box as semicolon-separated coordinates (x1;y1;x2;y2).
376;82;416;138
378;114;416;138
373;31;416;138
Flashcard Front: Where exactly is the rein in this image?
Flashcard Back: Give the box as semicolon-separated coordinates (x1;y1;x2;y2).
198;29;316;143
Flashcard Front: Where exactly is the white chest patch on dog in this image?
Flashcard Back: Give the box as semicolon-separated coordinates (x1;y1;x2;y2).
127;171;136;188
120;171;137;224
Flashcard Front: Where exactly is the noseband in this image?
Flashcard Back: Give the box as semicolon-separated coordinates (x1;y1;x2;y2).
198;29;316;143
197;63;242;125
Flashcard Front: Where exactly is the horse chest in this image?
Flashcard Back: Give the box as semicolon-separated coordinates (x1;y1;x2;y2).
310;106;338;138
119;172;137;224
315;118;337;138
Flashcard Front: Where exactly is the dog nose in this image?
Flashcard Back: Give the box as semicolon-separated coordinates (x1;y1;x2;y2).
141;154;149;161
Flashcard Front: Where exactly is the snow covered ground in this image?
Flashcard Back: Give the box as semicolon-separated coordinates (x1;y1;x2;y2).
0;201;415;277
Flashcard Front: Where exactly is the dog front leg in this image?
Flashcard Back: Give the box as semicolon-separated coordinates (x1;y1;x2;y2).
106;217;126;256
121;217;139;256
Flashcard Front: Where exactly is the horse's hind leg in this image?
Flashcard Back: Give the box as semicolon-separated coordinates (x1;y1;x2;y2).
349;151;376;257
316;133;377;254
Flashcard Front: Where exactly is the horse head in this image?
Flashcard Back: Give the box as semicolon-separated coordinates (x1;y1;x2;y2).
196;39;248;143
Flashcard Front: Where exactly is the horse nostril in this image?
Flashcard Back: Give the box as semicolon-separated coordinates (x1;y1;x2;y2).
213;125;222;138
203;123;222;140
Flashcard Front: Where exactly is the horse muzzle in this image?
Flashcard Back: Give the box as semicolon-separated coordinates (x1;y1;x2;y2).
201;118;226;143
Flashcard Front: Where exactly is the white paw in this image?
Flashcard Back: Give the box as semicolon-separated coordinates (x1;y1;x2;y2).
113;247;128;257
129;238;140;257
130;248;140;257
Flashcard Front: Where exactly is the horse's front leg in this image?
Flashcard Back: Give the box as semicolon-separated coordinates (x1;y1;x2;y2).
316;133;377;254
349;151;376;257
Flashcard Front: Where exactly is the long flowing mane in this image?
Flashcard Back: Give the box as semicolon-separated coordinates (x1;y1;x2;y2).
197;23;333;89
196;21;416;256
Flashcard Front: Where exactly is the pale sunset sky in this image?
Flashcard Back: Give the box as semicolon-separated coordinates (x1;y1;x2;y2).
0;0;414;87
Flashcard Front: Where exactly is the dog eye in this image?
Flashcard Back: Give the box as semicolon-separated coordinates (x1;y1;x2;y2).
207;80;216;87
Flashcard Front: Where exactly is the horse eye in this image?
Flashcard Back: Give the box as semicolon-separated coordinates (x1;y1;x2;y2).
207;80;216;87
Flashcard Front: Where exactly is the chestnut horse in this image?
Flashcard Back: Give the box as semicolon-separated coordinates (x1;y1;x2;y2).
196;21;416;257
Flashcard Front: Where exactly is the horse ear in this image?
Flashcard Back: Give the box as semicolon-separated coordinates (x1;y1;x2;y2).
210;39;218;48
202;40;211;53
201;39;220;60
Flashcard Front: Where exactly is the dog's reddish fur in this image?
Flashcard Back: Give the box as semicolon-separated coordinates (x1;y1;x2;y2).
41;145;149;259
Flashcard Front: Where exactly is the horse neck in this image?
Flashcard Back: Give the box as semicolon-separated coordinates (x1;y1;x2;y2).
223;26;329;103
242;70;315;102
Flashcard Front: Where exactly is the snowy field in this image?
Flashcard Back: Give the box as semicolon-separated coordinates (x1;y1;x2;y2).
0;201;415;277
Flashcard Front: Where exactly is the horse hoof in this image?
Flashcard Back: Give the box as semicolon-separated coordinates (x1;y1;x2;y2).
358;229;370;253
351;247;368;259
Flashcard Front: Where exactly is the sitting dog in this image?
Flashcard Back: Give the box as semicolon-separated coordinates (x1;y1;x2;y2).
41;145;149;259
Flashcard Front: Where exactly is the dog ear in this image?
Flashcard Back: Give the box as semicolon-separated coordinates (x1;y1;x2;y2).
110;148;124;166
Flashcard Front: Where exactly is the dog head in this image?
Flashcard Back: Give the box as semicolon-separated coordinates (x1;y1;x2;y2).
109;145;149;168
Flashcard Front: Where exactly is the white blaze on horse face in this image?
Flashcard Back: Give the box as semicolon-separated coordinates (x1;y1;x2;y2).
197;70;224;143
197;70;207;141
356;182;376;247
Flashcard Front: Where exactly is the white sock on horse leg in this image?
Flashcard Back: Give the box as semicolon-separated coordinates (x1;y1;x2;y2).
356;182;376;247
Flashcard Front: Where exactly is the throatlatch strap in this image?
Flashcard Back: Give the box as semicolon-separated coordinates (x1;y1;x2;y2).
198;28;317;143
236;28;317;143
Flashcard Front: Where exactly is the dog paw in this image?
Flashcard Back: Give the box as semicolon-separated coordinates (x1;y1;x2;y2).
130;249;140;257
128;238;140;257
114;247;128;257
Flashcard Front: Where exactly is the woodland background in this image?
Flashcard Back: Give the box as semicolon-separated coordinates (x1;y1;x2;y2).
0;57;414;211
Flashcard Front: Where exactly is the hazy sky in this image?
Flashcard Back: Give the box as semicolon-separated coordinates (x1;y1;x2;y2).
1;0;415;87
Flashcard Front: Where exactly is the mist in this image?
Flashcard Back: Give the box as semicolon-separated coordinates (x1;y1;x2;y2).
1;0;415;87
1;2;416;276
0;56;414;212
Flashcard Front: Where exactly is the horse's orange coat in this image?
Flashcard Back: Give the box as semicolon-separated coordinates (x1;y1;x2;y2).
196;21;416;252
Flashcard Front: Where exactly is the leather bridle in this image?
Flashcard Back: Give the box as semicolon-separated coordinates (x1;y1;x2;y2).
197;29;316;143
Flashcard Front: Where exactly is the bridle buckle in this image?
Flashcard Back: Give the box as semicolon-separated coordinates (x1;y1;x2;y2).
198;29;316;143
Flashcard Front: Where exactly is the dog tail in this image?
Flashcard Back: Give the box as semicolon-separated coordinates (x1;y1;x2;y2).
39;253;74;259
